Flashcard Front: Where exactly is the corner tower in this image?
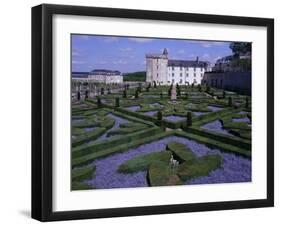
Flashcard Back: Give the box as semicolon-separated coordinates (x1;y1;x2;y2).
146;48;168;85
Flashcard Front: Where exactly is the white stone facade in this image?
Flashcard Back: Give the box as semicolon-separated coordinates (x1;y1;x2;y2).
88;70;123;84
146;49;211;85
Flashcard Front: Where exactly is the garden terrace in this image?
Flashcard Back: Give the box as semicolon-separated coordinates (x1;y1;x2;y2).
71;85;252;189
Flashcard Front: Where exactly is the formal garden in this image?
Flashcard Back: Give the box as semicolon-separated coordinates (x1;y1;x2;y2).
71;83;252;190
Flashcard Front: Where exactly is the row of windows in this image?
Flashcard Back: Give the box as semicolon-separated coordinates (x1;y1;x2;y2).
170;67;204;71
167;79;197;84
169;73;204;77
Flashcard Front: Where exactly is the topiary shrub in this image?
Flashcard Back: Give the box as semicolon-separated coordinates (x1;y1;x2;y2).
245;97;249;108
97;96;102;107
160;92;163;99
123;90;127;98
166;141;195;163
186;112;192;127
157;111;163;121
168;88;171;97
85;90;88;99
222;90;226;99
77;91;81;100
228;96;232;107
115;97;120;107
101;87;104;95
135;90;139;98
153;81;157;88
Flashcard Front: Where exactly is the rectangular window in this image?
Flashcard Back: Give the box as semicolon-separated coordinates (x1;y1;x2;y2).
172;67;174;70
172;73;174;77
180;73;182;77
186;73;188;77
194;73;196;77
180;79;183;84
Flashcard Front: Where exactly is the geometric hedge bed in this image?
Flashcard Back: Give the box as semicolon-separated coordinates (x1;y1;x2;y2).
71;85;252;190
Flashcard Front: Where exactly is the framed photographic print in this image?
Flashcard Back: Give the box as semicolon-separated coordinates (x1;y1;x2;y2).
32;4;274;221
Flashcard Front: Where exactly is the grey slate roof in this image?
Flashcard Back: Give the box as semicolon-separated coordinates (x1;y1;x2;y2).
90;69;122;76
72;72;89;78
168;60;209;68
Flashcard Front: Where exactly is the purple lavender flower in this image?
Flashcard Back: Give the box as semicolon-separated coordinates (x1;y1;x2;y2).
125;106;141;111
85;136;251;189
193;112;207;116
164;115;185;122
207;105;224;112
233;117;250;123
90;113;129;143
143;111;158;116
201;120;234;137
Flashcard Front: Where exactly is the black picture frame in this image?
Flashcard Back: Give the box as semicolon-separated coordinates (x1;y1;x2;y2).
32;3;274;222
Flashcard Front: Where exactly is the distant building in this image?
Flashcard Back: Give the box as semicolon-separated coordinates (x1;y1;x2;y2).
72;69;123;84
202;72;251;95
212;55;234;72
89;69;123;84
146;48;211;85
72;72;90;81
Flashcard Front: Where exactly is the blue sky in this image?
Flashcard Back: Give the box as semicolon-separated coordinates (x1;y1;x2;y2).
72;34;233;73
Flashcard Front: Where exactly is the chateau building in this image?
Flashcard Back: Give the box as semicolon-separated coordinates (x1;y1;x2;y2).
146;48;211;85
89;69;123;84
72;69;123;84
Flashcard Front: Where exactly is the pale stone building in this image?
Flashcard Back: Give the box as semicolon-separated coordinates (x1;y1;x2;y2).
78;69;123;84
146;48;211;85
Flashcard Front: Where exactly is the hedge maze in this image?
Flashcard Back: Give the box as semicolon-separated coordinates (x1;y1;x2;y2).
71;84;252;190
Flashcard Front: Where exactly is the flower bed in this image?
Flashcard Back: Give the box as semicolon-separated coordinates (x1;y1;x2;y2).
201;120;234;137
164;115;185;122
85;136;251;189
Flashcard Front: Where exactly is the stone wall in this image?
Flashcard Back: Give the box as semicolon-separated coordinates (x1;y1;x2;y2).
202;71;251;95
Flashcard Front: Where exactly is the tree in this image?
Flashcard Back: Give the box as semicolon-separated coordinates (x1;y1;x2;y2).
77;91;80;101
146;86;150;92
176;86;181;96
85;90;88;99
97;96;102;107
168;88;172;97
101;87;104;95
228;96;232;107
115;97;120;107
186;112;192;127
245;97;249;108
135;90;139;98
229;42;251;55
157;111;163;121
123;90;127;98
160;92;163;99
153;81;157;88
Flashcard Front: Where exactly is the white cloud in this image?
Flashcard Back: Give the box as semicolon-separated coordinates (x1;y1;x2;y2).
128;38;153;43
